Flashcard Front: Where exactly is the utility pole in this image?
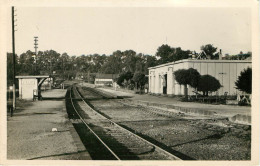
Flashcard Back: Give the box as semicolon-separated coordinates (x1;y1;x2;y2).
34;36;38;56
34;36;38;74
12;6;17;112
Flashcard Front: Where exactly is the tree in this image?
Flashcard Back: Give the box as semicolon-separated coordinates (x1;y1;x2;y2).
235;67;252;94
135;59;144;73
156;45;191;64
174;68;201;100
200;44;218;59
144;55;157;74
155;44;175;64
197;75;221;96
19;50;35;75
117;71;133;87
13;48;159;83
132;72;147;93
237;52;251;60
121;50;137;73
7;53;19;86
36;50;61;75
100;51;123;74
187;68;201;88
60;53;70;79
225;52;252;60
173;47;191;62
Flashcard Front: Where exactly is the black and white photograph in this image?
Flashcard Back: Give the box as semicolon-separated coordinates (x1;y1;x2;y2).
1;0;259;165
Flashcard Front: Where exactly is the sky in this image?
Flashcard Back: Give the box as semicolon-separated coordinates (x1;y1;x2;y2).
6;7;251;56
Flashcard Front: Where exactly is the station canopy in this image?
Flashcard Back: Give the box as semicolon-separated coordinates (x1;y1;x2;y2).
16;75;50;79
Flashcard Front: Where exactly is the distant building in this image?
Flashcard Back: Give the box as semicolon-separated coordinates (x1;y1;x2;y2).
148;59;251;96
94;74;119;87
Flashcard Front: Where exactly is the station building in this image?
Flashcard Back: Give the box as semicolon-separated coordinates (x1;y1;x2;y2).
148;59;251;96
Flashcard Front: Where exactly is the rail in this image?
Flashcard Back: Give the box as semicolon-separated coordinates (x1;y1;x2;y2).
69;87;120;160
73;85;181;160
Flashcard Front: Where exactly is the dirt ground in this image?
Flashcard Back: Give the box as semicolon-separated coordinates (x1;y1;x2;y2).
7;99;90;160
120;120;250;160
90;99;251;160
98;87;251;119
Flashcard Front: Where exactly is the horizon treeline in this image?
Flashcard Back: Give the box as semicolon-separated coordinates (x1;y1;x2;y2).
7;44;251;86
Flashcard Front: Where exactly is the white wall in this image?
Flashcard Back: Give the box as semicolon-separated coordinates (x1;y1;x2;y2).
19;79;38;100
95;78;113;86
149;60;251;96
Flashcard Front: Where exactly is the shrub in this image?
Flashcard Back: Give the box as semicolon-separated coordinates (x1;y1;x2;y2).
174;68;201;100
117;71;133;87
235;67;252;94
197;75;221;96
132;72;147;89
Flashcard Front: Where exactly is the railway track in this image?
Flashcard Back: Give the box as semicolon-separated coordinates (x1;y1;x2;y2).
69;85;181;160
73;85;251;160
79;86;185;119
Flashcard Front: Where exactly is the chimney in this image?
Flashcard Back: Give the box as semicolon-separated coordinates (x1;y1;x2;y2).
219;49;222;60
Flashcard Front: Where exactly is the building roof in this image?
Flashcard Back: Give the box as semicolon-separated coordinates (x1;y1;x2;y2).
148;59;252;70
15;75;50;79
95;74;119;79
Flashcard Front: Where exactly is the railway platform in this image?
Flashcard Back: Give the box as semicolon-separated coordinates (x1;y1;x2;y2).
97;87;251;124
41;89;67;99
7;89;90;160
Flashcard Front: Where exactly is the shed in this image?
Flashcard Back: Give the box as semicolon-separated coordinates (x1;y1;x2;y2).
95;74;119;86
16;75;50;100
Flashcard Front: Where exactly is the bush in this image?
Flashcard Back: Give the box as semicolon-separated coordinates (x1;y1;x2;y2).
197;75;221;96
174;68;201;100
238;100;250;106
235;67;252;94
117;71;133;87
174;68;201;88
128;84;135;90
132;72;147;89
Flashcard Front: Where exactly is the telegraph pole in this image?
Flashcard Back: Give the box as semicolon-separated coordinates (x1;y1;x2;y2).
12;6;16;112
34;37;38;74
34;37;38;57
